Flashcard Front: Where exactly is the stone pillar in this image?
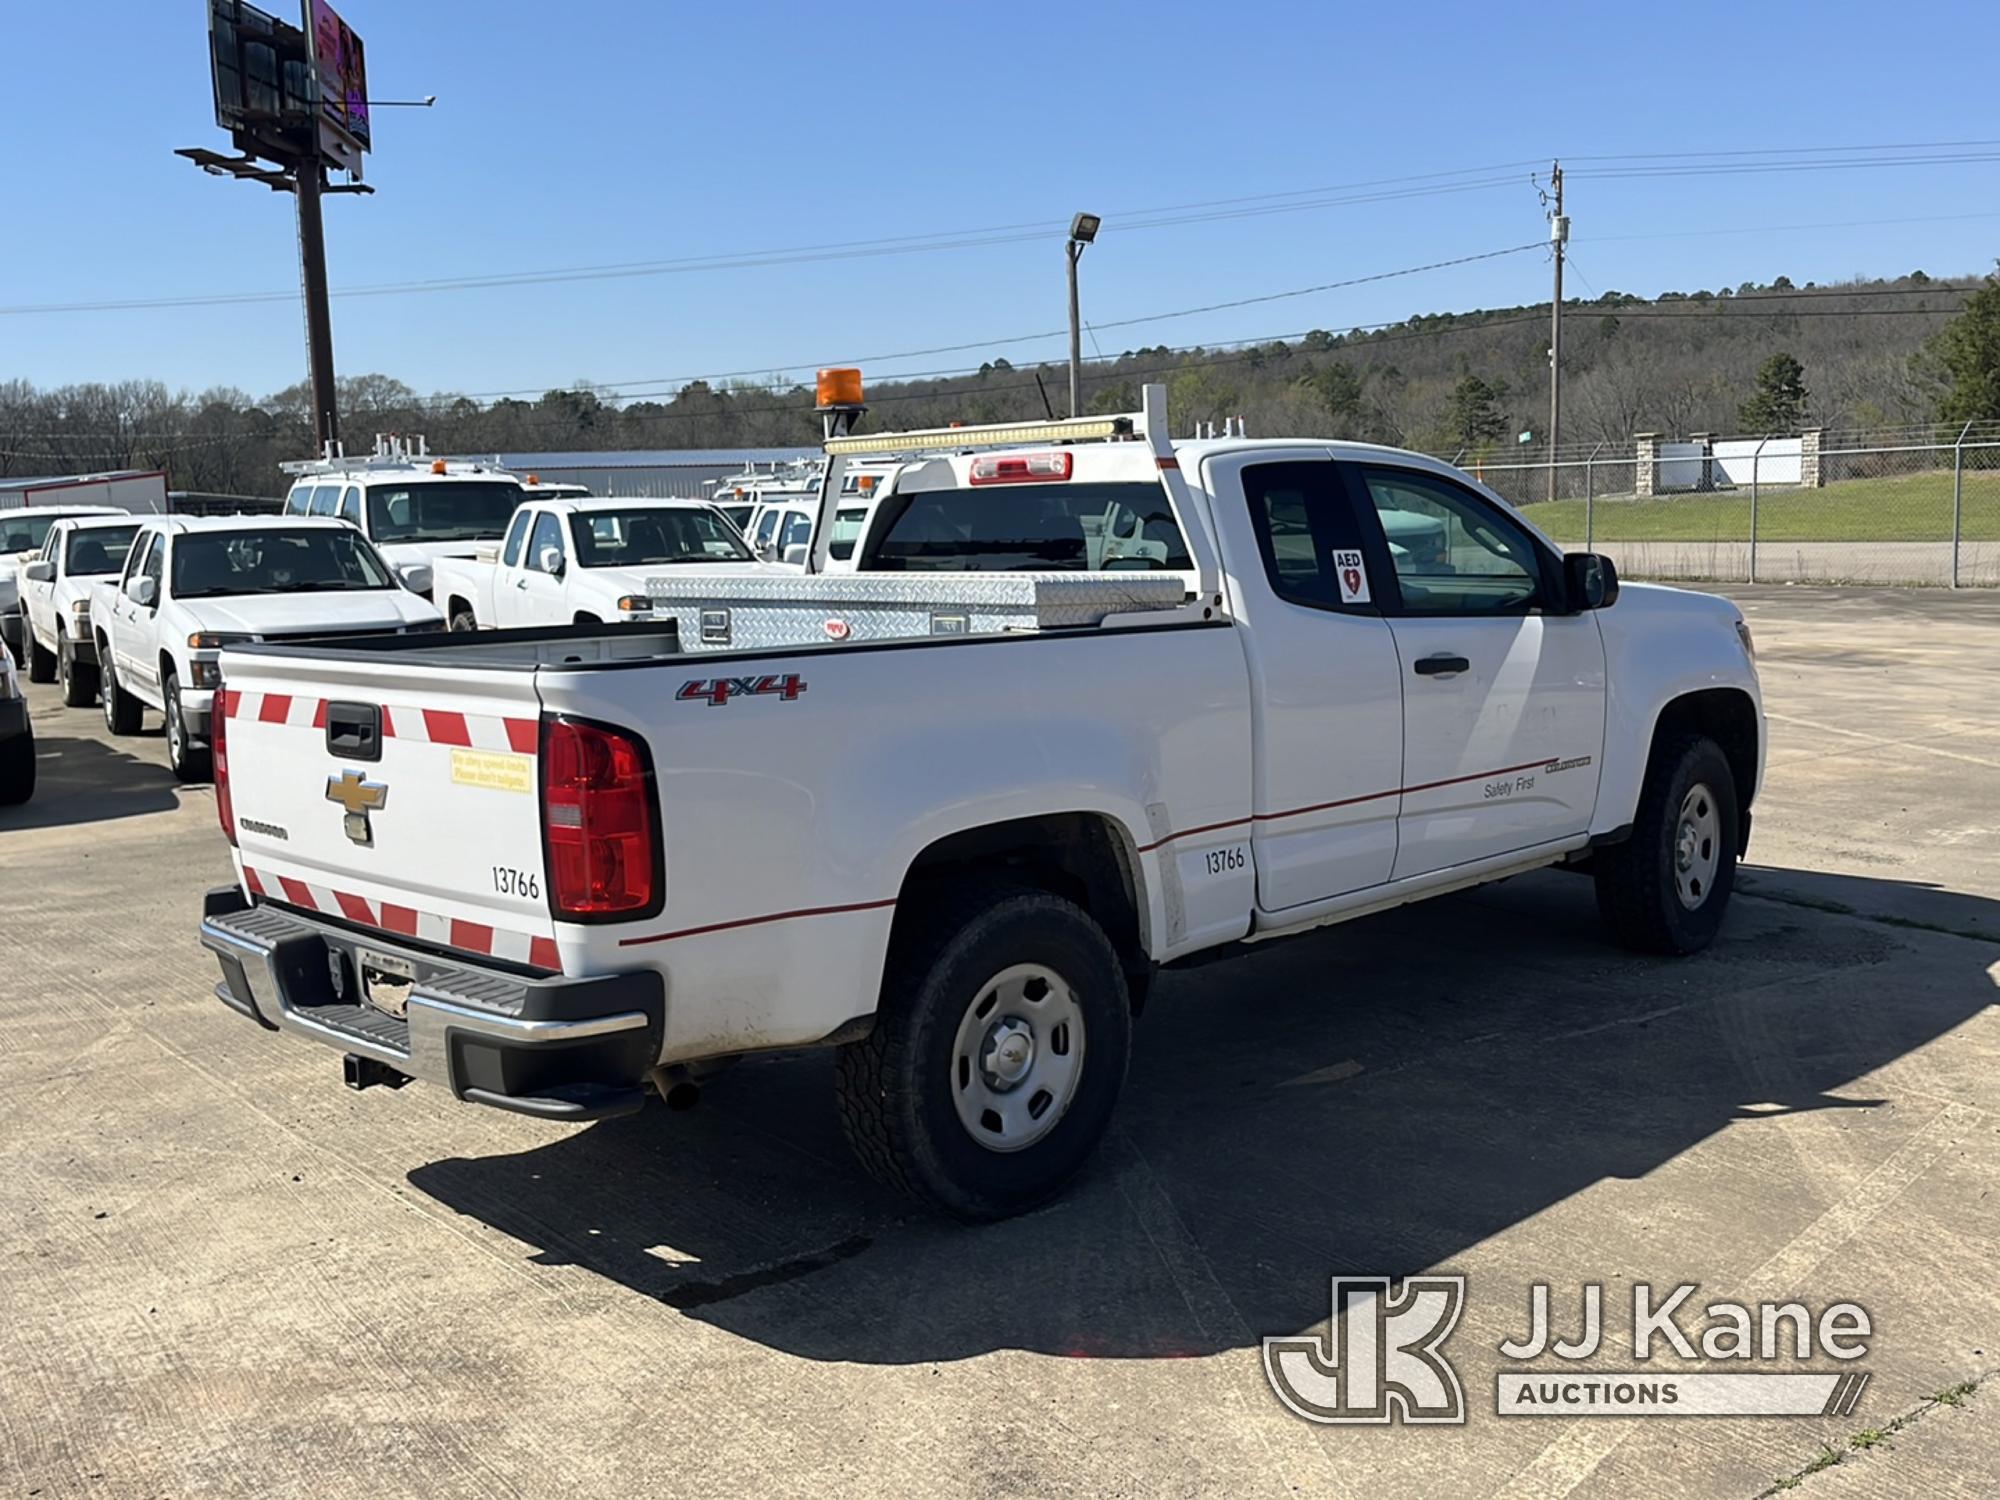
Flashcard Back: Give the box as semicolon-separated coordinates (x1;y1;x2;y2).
1801;428;1824;488
1635;433;1658;497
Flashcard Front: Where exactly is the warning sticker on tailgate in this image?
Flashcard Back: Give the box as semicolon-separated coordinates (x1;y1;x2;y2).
451;749;533;794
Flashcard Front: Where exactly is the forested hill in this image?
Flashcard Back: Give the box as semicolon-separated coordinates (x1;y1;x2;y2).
2;267;1990;492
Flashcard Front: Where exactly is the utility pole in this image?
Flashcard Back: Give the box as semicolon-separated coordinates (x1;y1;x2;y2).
1547;161;1567;504
295;160;340;452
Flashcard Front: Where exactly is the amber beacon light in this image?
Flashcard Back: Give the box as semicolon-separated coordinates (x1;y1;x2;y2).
816;367;865;408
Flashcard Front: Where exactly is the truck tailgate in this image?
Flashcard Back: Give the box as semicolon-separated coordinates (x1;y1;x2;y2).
219;648;559;970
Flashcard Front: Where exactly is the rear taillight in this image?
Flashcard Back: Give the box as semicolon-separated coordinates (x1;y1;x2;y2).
970;451;1074;485
213;689;237;847
542;717;658;918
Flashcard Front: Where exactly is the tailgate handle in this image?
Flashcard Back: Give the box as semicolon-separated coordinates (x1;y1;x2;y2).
326;701;383;762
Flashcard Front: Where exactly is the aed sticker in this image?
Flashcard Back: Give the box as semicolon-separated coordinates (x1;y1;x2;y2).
1332;549;1371;604
450;748;533;794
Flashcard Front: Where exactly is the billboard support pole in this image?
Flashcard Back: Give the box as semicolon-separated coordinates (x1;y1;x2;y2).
294;159;340;452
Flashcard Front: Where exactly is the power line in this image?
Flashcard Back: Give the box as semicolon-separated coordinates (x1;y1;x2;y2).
456;242;1549;399
15;137;2000;319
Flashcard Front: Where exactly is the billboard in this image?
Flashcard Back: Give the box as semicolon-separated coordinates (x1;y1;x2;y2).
207;0;316;159
308;1;371;176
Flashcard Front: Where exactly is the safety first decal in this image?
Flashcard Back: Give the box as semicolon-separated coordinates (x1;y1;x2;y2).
1332;549;1371;605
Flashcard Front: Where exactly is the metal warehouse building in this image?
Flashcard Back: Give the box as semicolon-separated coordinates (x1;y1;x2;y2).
487;448;819;499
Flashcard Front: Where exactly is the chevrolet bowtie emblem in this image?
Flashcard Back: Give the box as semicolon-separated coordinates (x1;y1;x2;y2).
326;769;388;846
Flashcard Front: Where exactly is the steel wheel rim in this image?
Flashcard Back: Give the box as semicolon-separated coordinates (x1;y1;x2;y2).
1674;782;1722;910
166;689;184;764
101;665;116;729
949;962;1086;1153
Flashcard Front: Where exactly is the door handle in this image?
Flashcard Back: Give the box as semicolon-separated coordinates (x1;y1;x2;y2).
1413;653;1470;677
514;578;529;590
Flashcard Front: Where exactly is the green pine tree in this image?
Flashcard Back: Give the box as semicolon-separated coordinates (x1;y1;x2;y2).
1919;266;2000;426
1737;353;1809;433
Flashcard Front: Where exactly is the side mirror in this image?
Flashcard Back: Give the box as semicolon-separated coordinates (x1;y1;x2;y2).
399;562;434;596
538;545;565;577
129;575;158;609
22;560;54;584
1563;552;1619;612
781;543;809;566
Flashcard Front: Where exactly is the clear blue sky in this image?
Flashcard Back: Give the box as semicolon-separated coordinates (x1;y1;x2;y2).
8;0;2000;403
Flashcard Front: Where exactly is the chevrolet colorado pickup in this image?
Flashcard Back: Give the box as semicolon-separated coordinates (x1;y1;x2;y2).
199;388;1763;1221
94;517;444;782
432;495;773;631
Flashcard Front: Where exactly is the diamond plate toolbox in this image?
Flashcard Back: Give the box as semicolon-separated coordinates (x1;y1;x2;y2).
640;572;1188;652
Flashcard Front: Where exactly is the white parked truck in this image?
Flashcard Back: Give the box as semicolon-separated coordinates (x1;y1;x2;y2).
431;496;774;632
280;438;526;591
94;517;445;781
199;387;1764;1221
18;515;145;706
2;504;128;666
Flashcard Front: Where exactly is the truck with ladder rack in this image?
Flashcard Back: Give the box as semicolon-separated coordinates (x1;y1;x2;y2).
198;374;1764;1221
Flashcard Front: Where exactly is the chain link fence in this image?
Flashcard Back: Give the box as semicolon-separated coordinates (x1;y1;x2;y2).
1466;425;2000;587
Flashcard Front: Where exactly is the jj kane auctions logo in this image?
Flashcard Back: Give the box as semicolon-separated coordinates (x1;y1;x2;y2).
1264;1278;1873;1424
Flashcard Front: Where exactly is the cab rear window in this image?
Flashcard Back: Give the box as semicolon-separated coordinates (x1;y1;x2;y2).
868;482;1191;573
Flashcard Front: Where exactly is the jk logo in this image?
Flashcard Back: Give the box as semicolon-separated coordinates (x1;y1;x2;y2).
1263;1275;1467;1425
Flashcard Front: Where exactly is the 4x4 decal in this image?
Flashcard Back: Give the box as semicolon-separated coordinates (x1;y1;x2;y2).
677;674;808;708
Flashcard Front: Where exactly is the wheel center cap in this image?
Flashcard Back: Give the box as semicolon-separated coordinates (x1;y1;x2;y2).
984;1019;1035;1088
1676;823;1698;870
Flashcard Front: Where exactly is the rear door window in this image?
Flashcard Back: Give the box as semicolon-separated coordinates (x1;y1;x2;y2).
1240;461;1374;612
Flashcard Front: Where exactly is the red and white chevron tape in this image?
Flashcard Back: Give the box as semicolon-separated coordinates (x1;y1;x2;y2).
243;864;559;971
221;689;537;754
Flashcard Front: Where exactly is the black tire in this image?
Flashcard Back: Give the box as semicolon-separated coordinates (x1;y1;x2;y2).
100;653;143;736
449;608;477;633
164;672;211;783
0;722;34;805
835;879;1132;1222
1593;733;1739;955
57;632;97;708
26;632;55;684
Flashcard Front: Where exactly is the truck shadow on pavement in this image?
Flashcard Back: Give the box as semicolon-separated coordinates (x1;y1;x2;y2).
0;730;182;831
408;865;1999;1364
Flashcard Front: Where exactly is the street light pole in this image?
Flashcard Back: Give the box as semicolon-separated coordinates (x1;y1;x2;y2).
1066;212;1101;418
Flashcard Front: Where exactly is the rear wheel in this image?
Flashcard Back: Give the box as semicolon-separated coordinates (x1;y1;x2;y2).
836;880;1132;1221
57;631;97;708
100;653;143;736
164;672;211;783
1593;734;1739;955
0;722;34;805
26;632;55;684
449;608;477;633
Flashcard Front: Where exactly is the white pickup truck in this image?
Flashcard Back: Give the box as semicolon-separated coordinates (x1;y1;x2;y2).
18;515;144;706
199;389;1763;1221
280;441;526;591
94;517;445;781
431;496;772;632
3;504;128;666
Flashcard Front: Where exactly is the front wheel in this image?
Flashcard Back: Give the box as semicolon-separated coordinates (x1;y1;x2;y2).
101;654;143;736
164;673;211;783
836;881;1132;1221
58;634;97;708
26;632;56;684
1593;734;1739;955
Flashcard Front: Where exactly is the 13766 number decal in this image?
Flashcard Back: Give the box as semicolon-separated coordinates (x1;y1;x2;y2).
1202;845;1247;876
